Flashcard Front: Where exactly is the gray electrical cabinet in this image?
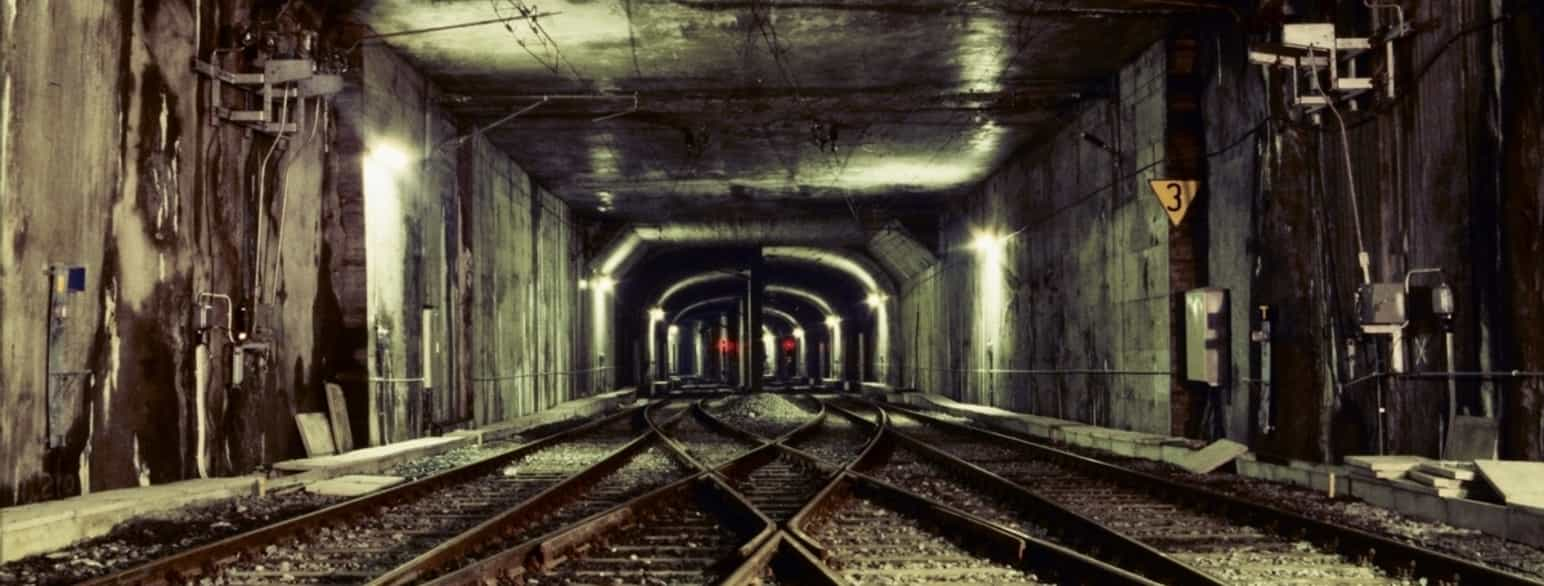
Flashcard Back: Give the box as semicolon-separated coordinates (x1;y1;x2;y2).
1185;288;1230;386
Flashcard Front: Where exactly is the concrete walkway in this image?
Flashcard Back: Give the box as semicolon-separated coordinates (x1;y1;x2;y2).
0;389;636;563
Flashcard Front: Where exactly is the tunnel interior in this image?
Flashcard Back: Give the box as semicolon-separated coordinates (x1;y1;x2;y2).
3;0;1544;513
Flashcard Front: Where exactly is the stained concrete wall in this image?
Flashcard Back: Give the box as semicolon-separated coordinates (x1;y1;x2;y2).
0;1;591;506
0;1;340;505
346;41;590;438
900;42;1173;435
1198;1;1534;461
906;2;1544;462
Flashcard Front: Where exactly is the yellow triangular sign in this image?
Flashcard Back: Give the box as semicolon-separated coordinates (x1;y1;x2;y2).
1149;179;1199;226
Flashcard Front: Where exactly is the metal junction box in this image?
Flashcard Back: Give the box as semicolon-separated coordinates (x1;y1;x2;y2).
1358;283;1407;327
1185;288;1230;386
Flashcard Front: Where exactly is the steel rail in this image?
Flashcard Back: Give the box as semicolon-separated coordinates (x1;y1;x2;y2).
860;422;1215;584
884;402;1544;586
78;405;647;585
425;400;781;584
799;400;1166;584
795;470;1160;585
366;401;688;585
720;532;848;586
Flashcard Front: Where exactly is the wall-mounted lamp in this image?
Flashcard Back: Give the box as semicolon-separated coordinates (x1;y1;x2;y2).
971;230;1006;254
594;276;616;293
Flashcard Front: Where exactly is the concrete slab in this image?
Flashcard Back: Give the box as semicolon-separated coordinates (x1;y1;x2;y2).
1446;498;1509;537
295;412;337;456
306;475;404;497
1415;462;1476;481
326;384;355;453
1475;460;1544;508
1445;416;1499;460
1344;455;1429;472
1408;470;1465;489
0;477;259;563
273;436;464;474
1177;439;1249;474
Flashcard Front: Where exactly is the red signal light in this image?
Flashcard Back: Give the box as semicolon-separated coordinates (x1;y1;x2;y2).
781;338;797;352
717;338;734;352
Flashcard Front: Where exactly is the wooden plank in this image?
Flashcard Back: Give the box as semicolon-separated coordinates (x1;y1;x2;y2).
295;412;338;457
326;383;355;453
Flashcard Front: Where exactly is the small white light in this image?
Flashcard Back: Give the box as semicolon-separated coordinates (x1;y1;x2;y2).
668;324;680;335
594;276;616;293
649;307;666;321
825;316;842;328
578;278;590;291
865;292;887;308
793;327;805;337
971;230;1004;253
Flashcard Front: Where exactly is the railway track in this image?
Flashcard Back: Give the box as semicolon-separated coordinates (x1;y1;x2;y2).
781;402;1157;585
79;408;651;585
659;404;761;468
784;407;875;468
881;403;1544;585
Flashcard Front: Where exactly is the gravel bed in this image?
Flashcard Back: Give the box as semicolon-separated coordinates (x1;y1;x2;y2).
868;445;1049;539
810;496;1046;585
787;414;873;466
387;440;522;479
708;394;818;440
666;412;759;468
1101;453;1544;580
0;491;342;585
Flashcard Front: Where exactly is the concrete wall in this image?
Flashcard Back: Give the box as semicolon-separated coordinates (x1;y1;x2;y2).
905;2;1544;462
345;40;592;439
0;1;592;505
0;1;339;505
900;42;1173;435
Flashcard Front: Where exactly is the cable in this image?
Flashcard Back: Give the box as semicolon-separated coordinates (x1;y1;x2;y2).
253;92;291;302
1307;46;1371;285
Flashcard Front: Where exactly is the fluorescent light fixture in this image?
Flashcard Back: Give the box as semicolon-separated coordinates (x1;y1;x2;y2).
594;276;616;293
649;307;666;321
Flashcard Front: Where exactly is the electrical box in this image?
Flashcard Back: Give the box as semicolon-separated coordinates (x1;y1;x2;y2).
1282;23;1337;49
1185;288;1230;386
1358;283;1406;326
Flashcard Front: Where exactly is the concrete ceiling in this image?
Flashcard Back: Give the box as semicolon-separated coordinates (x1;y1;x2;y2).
355;0;1172;220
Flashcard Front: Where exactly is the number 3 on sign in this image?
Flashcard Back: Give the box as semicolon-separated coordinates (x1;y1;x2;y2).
1149;180;1199;227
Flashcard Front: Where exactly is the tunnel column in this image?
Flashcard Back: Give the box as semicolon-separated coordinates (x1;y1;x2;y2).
748;252;766;392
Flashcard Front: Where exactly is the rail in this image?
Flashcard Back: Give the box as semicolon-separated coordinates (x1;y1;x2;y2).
884;402;1544;586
